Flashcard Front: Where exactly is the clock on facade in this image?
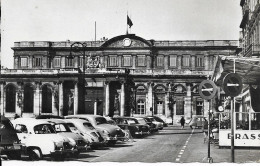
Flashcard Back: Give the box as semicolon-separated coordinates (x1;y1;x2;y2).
123;38;132;47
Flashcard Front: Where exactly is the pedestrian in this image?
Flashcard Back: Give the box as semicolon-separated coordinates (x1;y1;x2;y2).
180;116;185;129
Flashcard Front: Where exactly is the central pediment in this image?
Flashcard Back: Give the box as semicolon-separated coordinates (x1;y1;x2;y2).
101;34;152;48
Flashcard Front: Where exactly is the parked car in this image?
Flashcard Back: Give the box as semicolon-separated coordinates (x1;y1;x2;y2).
65;115;125;145
112;117;150;137
151;116;168;127
142;117;159;132
64;119;105;148
0;115;22;160
189;115;207;129
12;118;77;160
146;116;164;130
135;117;157;133
41;119;90;155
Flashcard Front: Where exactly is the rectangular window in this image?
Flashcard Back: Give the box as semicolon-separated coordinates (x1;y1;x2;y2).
109;55;118;67
182;55;190;67
176;98;184;115
157;56;164;67
137;100;145;114
196;56;204;67
123;56;132;67
20;57;28;67
53;57;61;67
33;57;42;67
137;55;146;67
66;58;74;67
169;55;177;67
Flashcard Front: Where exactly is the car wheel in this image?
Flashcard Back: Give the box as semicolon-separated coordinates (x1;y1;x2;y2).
28;148;42;161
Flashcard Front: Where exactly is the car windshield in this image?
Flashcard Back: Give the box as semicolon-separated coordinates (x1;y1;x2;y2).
34;124;56;134
54;123;71;132
83;122;95;130
144;118;152;122
95;117;107;125
126;119;139;124
136;118;146;125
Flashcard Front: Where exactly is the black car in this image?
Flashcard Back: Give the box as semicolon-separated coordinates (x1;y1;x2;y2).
136;117;158;133
112;117;150;138
151;116;168;127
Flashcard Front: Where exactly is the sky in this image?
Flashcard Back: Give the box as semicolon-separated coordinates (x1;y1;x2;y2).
1;0;242;69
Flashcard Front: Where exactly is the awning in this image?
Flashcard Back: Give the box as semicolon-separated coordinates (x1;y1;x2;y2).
212;55;260;85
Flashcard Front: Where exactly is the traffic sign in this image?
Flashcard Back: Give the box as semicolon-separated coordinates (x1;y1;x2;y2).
199;80;217;100
223;73;242;97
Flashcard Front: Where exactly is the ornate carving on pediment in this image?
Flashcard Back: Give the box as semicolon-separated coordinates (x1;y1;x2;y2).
107;39;148;48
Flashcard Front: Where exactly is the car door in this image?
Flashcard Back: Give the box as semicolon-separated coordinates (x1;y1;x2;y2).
14;124;30;144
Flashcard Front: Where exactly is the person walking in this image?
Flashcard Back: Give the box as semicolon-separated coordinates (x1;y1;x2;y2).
180;116;185;129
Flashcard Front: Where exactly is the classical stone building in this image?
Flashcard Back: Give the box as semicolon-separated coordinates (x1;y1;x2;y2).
0;34;238;122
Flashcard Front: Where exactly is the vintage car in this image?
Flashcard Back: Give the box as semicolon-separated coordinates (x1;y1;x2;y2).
145;116;164;130
64;119;105;148
151;116;168;127
65;115;125;145
12;118;77;160
135;117;157;133
112;117;150;137
0;115;22;160
41;119;90;154
189;115;207;129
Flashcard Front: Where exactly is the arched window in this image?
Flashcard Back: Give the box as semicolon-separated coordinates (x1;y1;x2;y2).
23;84;34;113
6;84;16;113
137;100;145;115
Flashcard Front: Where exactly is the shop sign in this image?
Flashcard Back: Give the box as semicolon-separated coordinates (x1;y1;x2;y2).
219;130;260;147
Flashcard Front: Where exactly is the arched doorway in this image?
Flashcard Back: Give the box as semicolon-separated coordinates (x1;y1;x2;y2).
5;84;16;113
23;84;34;113
42;84;52;113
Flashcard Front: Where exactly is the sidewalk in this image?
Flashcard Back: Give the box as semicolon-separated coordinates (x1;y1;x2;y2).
177;125;260;163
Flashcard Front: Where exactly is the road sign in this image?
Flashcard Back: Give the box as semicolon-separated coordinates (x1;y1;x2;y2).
199;80;217;100
223;73;242;97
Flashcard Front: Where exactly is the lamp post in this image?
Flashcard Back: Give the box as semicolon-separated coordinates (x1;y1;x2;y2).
69;42;87;113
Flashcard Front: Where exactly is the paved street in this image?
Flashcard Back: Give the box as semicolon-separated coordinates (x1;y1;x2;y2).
2;125;260;165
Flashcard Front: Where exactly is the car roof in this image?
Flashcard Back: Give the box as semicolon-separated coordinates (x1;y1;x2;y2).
41;119;67;124
35;115;64;119
64;118;91;124
65;114;103;119
12;118;51;126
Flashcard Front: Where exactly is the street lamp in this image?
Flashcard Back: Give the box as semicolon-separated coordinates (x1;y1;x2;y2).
69;42;87;113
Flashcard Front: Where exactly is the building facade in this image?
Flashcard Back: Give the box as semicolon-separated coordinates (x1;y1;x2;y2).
0;34;238;122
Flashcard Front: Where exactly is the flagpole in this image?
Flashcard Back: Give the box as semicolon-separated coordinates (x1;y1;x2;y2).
126;12;128;35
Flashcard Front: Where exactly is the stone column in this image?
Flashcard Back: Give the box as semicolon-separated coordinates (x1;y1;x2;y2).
184;83;192;118
58;81;63;116
105;81;110;116
16;84;23;117
205;55;209;70
74;82;78;115
191;55;196;70
147;82;154;116
120;81;125;116
132;55;136;69
177;55;182;69
94;100;97;115
34;82;41;116
165;83;171;118
0;82;4;115
164;55;169;70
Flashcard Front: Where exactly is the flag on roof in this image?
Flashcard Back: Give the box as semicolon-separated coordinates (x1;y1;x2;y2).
127;15;133;28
